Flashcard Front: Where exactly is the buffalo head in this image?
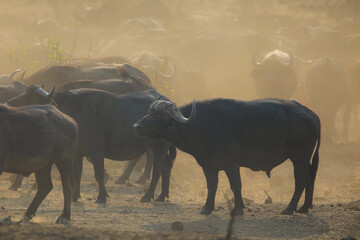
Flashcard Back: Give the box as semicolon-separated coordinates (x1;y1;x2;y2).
250;50;297;99
134;100;196;138
6;85;56;107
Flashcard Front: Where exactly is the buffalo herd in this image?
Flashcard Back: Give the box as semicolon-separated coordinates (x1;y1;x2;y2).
0;61;322;223
0;0;359;227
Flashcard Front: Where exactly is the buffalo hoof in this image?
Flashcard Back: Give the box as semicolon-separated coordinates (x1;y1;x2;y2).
296;205;309;214
56;216;70;224
8;184;20;191
199;205;214;215
95;197;107;204
232;207;244;216
140;195;153;202
21;215;32;223
155;195;166;202
281;207;294;215
115;177;127;185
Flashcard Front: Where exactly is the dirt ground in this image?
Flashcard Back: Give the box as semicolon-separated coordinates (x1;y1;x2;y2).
0;142;359;240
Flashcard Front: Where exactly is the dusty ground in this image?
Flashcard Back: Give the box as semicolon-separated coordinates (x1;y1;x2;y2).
0;142;359;240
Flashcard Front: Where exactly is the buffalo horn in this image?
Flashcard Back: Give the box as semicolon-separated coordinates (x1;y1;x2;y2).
19;70;27;81
252;52;261;67
156;59;177;80
9;69;21;80
48;85;55;97
153;100;196;124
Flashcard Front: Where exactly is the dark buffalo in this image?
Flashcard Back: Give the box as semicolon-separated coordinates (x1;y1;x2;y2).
0;69;25;103
0;81;26;103
58;78;155;184
0;104;78;223
8;75;155;191
134;98;320;216
24;63;151;90
250;50;297;99
8;87;174;203
58;78;153;94
305;57;347;142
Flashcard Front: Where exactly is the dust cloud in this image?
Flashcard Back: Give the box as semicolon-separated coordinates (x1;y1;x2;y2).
0;0;359;239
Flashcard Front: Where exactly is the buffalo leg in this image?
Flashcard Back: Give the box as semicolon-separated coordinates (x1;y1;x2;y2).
199;166;219;215
136;150;153;184
9;175;24;191
225;166;245;215
155;150;174;202
91;154;109;203
23;165;53;221
298;159;318;213
140;147;164;202
85;156;109;184
281;161;308;215
72;154;83;202
115;157;141;184
55;163;75;224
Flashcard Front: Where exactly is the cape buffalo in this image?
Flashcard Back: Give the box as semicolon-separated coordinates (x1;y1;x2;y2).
0;81;26;103
305;57;347;142
8;76;155;191
8;87;175;203
58;77;155;184
132;51;177;84
0;104;78;223
0;70;26;103
134;98;321;216
58;77;153;94
23;63;151;90
250;50;297;99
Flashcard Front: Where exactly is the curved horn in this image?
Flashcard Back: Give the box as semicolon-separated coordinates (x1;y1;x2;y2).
19;70;27;82
41;84;45;88
155;59;177;80
162;100;196;124
252;52;261;67
48;85;55;97
9;69;21;80
186;100;196;124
